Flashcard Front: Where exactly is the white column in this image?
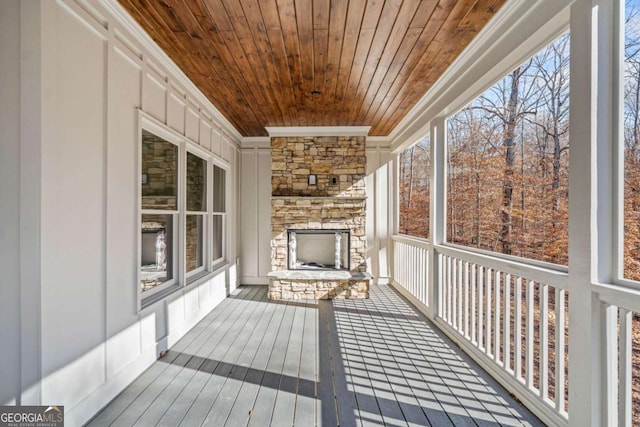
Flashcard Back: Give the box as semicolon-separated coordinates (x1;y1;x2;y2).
568;0;615;424
428;117;447;319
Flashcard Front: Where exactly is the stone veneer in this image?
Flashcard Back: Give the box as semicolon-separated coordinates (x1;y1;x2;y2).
269;135;369;300
271;136;366;197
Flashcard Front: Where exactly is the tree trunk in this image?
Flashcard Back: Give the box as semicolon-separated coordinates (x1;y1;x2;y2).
499;68;521;255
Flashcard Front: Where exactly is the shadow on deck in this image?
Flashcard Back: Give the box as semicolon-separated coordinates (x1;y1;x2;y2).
87;284;542;426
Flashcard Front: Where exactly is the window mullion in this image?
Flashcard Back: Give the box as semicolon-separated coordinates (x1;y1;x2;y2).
178;142;186;286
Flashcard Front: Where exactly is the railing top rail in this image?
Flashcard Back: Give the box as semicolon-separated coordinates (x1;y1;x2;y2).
392;234;431;249
436;244;568;290
594;282;640;312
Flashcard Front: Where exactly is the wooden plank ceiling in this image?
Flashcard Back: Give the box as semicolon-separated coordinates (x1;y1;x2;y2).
119;0;506;136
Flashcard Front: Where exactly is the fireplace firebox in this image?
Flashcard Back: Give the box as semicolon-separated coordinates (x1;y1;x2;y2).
288;229;350;271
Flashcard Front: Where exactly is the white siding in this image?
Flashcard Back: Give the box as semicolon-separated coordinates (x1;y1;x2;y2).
0;0;22;408
239;145;271;284
0;0;242;424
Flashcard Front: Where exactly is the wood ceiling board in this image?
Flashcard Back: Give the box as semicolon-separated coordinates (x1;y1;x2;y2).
199;0;271;134
352;0;422;124
369;0;462;132
219;0;287;124
372;0;501;135
164;0;264;133
277;0;306;127
258;0;300;126
119;0;505;136
331;0;366;125
321;0;348;125
346;0;404;124
294;0;316;126
239;0;292;125
357;1;440;125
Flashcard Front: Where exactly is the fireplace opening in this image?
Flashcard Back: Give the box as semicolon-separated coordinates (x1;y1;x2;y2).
288;229;350;270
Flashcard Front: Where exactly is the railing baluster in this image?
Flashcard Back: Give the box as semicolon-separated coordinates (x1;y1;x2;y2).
424;248;429;306
504;273;511;373
464;261;470;338
540;284;549;400
471;263;477;345
447;255;453;323
423;248;428;306
526;280;534;390
605;304;618;426
436;254;448;320
458;259;464;333
410;245;414;296
486;268;493;358
515;277;523;381
411;247;421;295
555;288;566;414
619;308;632;427
452;256;458;328
494;270;501;364
478;265;484;351
418;247;422;300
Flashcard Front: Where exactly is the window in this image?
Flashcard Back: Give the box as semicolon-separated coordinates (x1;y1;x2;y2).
624;0;640;281
138;118;229;305
446;33;570;265
398;135;430;238
140;130;178;295
186;151;207;276
212;165;226;265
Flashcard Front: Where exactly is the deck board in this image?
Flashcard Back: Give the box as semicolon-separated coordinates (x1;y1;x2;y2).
88;286;260;427
246;299;296;427
88;284;544;427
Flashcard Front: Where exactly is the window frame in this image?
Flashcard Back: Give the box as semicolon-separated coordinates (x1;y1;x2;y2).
211;162;228;268
138;118;182;302
184;146;210;280
137;112;231;309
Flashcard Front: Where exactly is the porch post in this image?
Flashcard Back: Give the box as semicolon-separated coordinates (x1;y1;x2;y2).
568;0;615;424
428;117;446;319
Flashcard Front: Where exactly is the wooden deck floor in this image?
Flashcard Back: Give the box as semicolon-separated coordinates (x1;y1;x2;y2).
87;284;542;427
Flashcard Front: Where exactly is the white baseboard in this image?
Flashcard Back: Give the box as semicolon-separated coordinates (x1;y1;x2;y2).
239;276;269;285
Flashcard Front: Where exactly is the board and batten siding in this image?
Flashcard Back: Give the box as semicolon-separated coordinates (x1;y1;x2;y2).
0;0;240;424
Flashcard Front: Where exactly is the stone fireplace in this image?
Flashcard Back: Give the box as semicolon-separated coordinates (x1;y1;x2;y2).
268;135;371;300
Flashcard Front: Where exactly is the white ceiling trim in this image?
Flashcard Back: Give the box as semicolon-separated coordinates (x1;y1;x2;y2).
265;126;371;137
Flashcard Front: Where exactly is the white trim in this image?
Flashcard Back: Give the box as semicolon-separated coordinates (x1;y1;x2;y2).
365;136;392;149
243;134;390;150
265;126;371;137
239;277;269;285
241;136;270;149
101;0;242;144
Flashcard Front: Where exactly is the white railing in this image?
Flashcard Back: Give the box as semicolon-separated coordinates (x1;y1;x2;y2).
392;235;430;308
391;236;570;426
593;283;640;426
